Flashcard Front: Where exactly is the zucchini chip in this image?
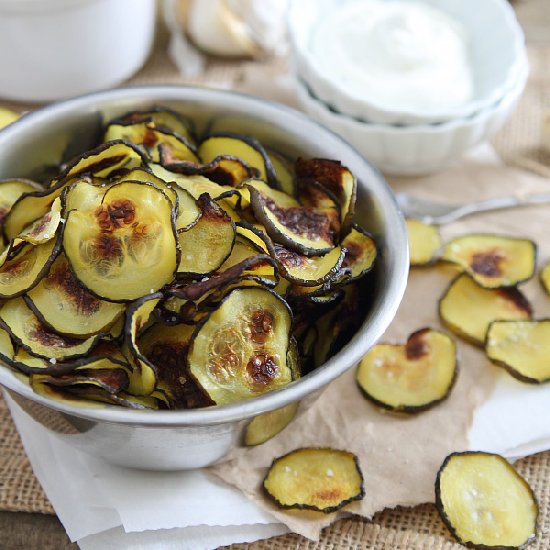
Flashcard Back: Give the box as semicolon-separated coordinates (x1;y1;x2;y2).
139;322;212;409
17;196;62;245
177;193;235;276
244;401;299;446
0;297;103;361
0;236;60;299
486;320;550;383
0;178;41;230
110;107;195;144
267;242;344;286
435;451;538;549
246;179;336;256
198;132;278;187
406;218;441;266
441;234;536;288
0;326;15;366
295;158;356;234
263;447;364;512
25;254;124;337
356;328;457;412
124;292;162;395
267;149;296;197
188;287;294;405
539;261;550;295
164;155;258;188
439;274;532;346
63;181;178;301
340;224;377;281
104;122;199;164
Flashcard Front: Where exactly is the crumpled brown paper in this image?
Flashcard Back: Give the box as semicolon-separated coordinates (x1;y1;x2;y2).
209;145;550;540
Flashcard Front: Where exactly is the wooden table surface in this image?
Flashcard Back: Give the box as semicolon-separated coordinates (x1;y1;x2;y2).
0;1;548;548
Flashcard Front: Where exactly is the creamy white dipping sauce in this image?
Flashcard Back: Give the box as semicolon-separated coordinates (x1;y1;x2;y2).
309;0;474;115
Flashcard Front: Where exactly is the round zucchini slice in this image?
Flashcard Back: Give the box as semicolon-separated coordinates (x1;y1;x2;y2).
263;447;364;513
198;132;278;187
244;401;299;446
188;287;293;405
17;196;62;245
177;193;235;276
25;254;125;337
441;234;536;288
356;328;457;412
246;179;336;256
406;218;441;266
539;261;550;295
268;242;344;286
0;235;61;299
295;157;356;234
485;320;550;383
439;274;532;346
63;181;178;301
0;297;103;361
0;178;41;227
435;451;538;549
340;224;377;281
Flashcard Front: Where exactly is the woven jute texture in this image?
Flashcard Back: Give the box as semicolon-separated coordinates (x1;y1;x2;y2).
1;12;550;550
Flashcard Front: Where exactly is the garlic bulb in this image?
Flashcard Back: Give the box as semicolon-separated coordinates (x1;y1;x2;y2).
186;0;289;57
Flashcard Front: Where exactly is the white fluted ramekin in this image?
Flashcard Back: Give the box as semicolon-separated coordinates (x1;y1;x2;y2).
288;0;527;126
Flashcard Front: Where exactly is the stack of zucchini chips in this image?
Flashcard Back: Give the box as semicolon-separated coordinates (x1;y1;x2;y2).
0;106;377;411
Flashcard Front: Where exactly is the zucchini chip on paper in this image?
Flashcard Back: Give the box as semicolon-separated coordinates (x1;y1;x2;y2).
436;451;538;549
406;218;441;266
441;234;536;288
439;274;532;346
486;320;550;383
263;447;364;512
356;328;457;412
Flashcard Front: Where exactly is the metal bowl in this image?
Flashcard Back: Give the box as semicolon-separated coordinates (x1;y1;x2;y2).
0;86;408;470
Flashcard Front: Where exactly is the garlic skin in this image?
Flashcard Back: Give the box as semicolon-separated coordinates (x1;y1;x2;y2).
186;0;289;57
186;0;258;57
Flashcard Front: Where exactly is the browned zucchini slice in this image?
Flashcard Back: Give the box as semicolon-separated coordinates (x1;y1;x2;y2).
485;320;550;383
435;451;538;549
340;224;377;281
246;179;336;256
295;158;356;234
356;328;457;412
17;196;62;245
539;261;550;295
188;287;293;405
244;401;299;446
0;236;60;299
198;133;277;187
124;293;162;395
104;122;199;164
0;297;103;360
177;193;235;276
59;140;146;181
25;254;124;337
3;177;70;241
111;107;195;144
139;322;212;409
406;218;441;266
63;181;177;301
0;179;41;232
164;155;258;188
268;242;344;286
441;234;536;288
263;447;364;512
439;274;532;346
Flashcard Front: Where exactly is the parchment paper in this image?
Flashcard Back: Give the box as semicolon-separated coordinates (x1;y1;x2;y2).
210;146;550;540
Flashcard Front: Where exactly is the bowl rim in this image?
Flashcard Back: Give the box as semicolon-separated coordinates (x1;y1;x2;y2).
287;0;527;125
0;84;409;427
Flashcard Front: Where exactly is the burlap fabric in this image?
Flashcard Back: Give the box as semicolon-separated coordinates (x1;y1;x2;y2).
1;11;550;550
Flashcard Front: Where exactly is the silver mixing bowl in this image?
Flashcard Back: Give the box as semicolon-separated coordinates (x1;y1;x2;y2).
0;86;408;470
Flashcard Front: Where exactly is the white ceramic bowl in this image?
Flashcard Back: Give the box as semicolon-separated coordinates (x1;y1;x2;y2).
295;57;528;176
288;0;527;125
0;0;156;102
